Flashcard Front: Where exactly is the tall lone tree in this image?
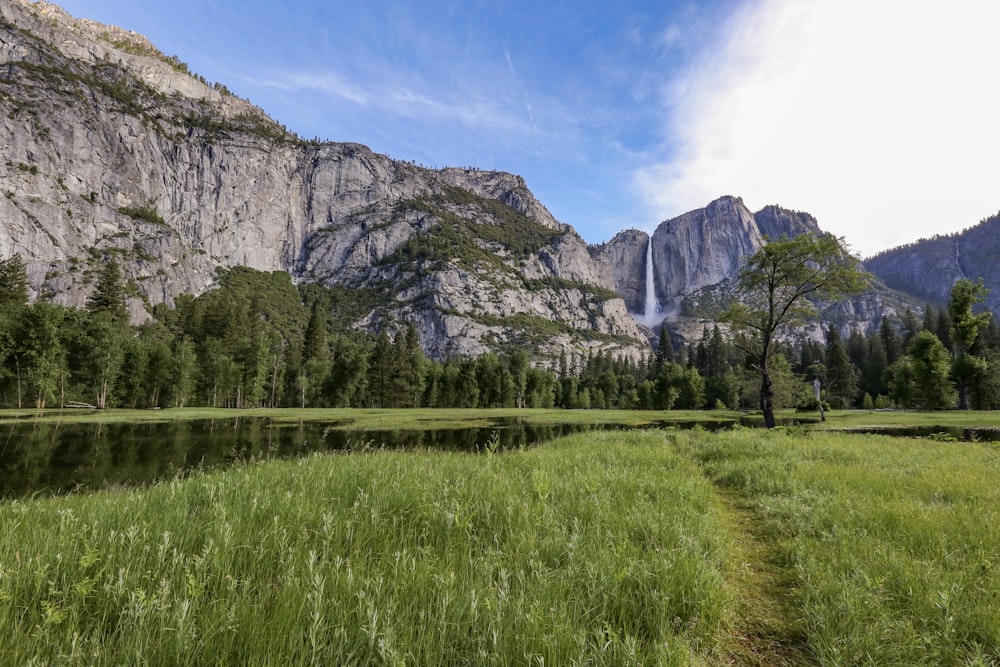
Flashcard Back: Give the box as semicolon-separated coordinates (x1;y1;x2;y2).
725;234;869;428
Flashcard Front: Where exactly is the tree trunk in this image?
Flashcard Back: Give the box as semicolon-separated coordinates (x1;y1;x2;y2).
958;379;969;411
15;356;22;409
759;369;776;428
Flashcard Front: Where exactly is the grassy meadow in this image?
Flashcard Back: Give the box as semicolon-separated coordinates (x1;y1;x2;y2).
2;415;1000;664
0;406;741;428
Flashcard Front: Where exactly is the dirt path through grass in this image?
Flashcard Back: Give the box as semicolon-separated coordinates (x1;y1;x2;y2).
666;430;807;664
712;486;807;666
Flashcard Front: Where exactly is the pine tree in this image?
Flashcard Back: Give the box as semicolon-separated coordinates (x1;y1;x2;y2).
395;323;425;407
922;305;936;335
948;278;991;409
170;337;197;408
864;333;889;399
508;349;531;408
0;254;29;309
302;300;329;362
936;309;953;351
657;327;673;364
86;259;128;324
824;326;859;408
368;330;393;408
908;331;956;410
880;316;903;364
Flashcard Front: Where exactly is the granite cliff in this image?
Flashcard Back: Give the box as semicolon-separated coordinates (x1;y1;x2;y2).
1;0;960;363
0;0;646;362
593;196;918;339
864;212;1000;315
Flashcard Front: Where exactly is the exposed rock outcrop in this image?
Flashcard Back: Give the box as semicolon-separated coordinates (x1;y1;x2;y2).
650;196;763;311
589;229;648;315
3;0;972;360
0;0;648;362
864;212;1000;314
754;205;822;240
596;196;921;339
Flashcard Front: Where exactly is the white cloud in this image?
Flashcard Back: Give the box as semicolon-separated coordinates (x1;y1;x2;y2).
637;0;1000;256
258;70;369;106
256;67;533;136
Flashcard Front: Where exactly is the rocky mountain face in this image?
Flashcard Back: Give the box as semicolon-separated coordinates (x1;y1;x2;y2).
2;0;961;364
592;196;812;315
588;228;648;315
864;212;1000;314
649;196;763;314
593;196;918;339
0;0;647;362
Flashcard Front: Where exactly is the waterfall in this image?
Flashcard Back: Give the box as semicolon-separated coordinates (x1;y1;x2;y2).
643;236;660;325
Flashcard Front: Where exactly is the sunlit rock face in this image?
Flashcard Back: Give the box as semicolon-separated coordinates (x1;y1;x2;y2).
650;196;764;306
753;205;822;241
589;229;648;315
4;0;963;357
0;0;650;362
594;196;920;339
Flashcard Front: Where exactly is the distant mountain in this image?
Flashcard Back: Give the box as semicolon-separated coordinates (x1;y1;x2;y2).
864;212;1000;314
591;196;921;339
0;0;647;363
0;0;958;366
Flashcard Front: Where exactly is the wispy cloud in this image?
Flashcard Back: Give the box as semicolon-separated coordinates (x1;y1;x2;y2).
258;70;370;105
635;0;1000;255
256;64;535;136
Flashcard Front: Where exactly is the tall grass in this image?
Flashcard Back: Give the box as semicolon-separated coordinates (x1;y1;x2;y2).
677;427;1000;665
0;431;734;665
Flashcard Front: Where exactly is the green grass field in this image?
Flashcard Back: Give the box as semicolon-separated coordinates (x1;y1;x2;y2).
2;405;996;430
0;406;741;428
3;418;1000;664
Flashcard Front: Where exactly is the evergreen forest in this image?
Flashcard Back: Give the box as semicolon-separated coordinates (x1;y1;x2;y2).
2;255;999;412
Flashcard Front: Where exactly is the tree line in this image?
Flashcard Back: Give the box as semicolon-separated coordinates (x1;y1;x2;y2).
0;254;998;412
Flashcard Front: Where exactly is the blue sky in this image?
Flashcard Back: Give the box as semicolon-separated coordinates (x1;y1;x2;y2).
56;0;1000;256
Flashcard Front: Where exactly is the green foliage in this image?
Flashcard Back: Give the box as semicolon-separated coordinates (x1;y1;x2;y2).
725;234;869;426
12;302;73;409
183;111;292;143
949;278;992;409
0;254;29;309
81;313;128;408
118;205;165;225
365;325;426;408
0;431;733;664
381;187;560;277
85;259;128;325
738;352;809;410
520;275;619;301
905;331;957;410
824;326;859;408
2;253;997;414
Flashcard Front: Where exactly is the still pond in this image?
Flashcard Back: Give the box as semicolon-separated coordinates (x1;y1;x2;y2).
1;416;997;498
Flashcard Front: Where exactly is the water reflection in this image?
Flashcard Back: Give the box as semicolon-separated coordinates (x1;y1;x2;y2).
833;426;1000;442
6;416;991;499
0;418;614;498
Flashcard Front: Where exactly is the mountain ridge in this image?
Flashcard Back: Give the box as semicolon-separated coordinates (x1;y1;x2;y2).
1;0;649;363
2;0;993;363
863;212;1000;314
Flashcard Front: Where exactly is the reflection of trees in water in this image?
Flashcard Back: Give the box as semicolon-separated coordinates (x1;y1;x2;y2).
4;418;886;498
